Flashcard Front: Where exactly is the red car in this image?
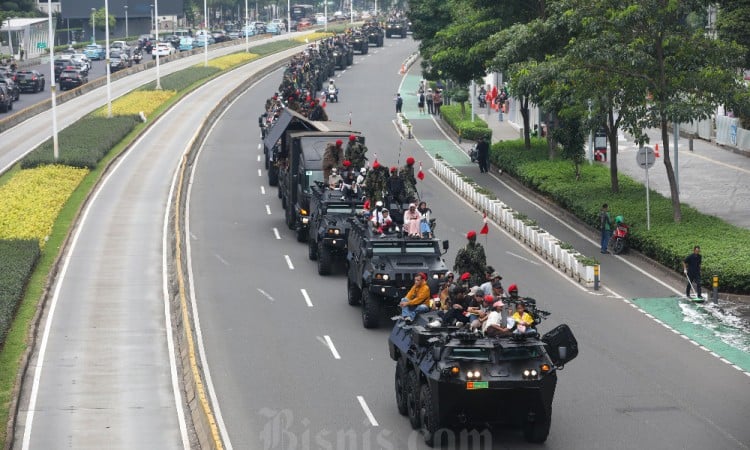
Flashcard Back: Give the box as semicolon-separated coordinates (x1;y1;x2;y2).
297;18;313;30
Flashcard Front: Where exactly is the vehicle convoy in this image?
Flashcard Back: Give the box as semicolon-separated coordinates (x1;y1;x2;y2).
346;216;450;328
349;30;369;54
307;184;365;275
388;306;579;446
262;108;363;242
385;18;408;38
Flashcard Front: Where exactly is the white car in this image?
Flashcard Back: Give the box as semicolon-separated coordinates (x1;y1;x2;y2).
69;53;91;72
152;43;174;59
270;19;286;32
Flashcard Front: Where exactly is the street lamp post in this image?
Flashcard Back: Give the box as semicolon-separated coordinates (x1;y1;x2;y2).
287;0;291;37
155;0;161;89
48;0;59;159
105;0;112;118
203;0;208;66
244;0;249;52
150;4;154;34
91;8;96;42
124;5;128;39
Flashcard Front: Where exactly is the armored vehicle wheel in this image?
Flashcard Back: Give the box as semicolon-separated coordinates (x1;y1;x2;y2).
611;238;625;254
347;280;361;306
378;37;384;47
347;52;354;66
361;290;380;328
394;359;408;415
362;46;368;54
296;226;307;243
317;244;332;275
308;238;318;260
406;370;421;429
523;410;551;443
420;384;442;447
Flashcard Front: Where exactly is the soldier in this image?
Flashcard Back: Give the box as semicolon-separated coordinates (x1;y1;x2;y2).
345;134;368;170
308;99;328;121
399;156;418;202
364;161;389;203
387;167;406;204
322;139;345;182
453;231;488;287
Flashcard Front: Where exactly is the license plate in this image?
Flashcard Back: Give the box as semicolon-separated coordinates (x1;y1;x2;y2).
466;381;488;390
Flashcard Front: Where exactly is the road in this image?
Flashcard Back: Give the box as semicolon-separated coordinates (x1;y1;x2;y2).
11;39;309;449
186;37;750;449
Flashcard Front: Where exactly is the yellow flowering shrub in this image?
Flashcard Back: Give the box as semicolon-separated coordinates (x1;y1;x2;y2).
294;32;334;43
93;90;176;117
0;165;89;246
206;53;260;70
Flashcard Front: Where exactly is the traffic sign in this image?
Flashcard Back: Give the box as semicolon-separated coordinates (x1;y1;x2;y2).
637;146;656;169
36;42;46;49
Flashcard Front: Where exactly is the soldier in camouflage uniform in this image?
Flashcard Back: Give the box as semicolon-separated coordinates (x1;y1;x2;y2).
364;162;389;203
399;156;418;203
345;134;368;170
323;139;345;182
453;230;487;287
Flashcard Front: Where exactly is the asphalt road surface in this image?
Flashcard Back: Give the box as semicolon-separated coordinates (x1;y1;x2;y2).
187;38;750;449
11;41;309;449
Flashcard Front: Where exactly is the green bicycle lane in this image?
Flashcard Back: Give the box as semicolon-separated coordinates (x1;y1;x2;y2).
399;73;473;167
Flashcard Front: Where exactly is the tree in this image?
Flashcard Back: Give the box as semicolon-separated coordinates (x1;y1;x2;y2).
716;0;750;69
89;7;116;33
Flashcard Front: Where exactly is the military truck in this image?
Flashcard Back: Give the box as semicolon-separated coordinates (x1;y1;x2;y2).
263;109;363;241
350;30;369;54
385;18;408;38
346;217;449;328
388;308;578;446
332;41;354;69
307;184;365;275
364;22;384;47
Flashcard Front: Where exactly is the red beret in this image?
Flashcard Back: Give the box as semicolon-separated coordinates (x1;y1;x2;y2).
343;160;351;167
460;272;471;281
349;134;356;141
406;156;415;165
418;272;428;280
373;161;380;169
335;139;343;146
484;295;495;303
467;230;477;239
390;166;398;172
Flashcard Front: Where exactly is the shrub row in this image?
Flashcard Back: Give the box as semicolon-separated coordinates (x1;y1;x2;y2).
206;53;260;70
440;104;492;142
93;90;176;118
0;239;41;346
141;66;221;92
490;140;750;294
21;116;140;169
0;165;89;245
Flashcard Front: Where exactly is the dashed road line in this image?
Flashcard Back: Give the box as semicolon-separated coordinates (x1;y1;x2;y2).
257;168;262;176
265;205;271;215
301;288;313;307
214;254;229;266
324;335;341;359
272;227;280;239
357;396;379;426
260;186;265;195
284;255;294;270
257;289;275;302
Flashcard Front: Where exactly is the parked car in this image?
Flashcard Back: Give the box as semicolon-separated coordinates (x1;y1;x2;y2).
13;70;44;93
152;43;175;58
0;76;20;101
84;44;106;60
58;69;88;90
109;50;130;71
0;85;13;112
179;37;194;51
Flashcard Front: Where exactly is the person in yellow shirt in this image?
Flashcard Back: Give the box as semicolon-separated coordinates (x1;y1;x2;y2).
511;301;535;333
399;272;432;321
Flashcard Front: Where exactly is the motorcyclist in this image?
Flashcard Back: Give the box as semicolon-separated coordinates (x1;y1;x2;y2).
327;80;338;101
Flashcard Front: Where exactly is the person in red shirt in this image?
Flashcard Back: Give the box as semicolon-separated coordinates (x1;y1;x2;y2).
399;272;432;321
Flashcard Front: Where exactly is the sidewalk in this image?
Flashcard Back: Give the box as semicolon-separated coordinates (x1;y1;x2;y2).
473;110;750;231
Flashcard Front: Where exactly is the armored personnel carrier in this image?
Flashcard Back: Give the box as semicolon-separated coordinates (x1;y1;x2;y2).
346;216;449;328
364;21;384;47
308;184;365;275
388;307;578;446
385;18;408;38
350;30;369;54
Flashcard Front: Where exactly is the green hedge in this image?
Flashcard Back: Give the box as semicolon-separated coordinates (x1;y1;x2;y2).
252;40;302;56
21;116;140;169
490;140;750;294
440;104;492;141
0;240;41;346
141;66;221;92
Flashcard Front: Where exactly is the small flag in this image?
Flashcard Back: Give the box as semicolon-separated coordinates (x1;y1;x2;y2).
322;100;327;108
417;161;425;181
349;111;352;126
480;211;489;235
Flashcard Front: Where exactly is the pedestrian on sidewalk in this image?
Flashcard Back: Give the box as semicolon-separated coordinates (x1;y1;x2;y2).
683;246;702;298
426;88;434;114
395;93;403;114
418;91;425;114
599;203;612;253
476;136;490;173
434;90;443;117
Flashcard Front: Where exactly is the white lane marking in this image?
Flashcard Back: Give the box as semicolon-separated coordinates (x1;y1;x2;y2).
301;288;313;307
324;335;341;359
258;168;262;176
257;154;261;162
357;396;379;427
257;288;275;302
260;185;266;195
506;251;541;265
257;143;262;150
214;253;230;266
22;111;192;450
190;232;198;240
285;255;294;270
184;68;286;450
273;227;281;239
266;204;271;215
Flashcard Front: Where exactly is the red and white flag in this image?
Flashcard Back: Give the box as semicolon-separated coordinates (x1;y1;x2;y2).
480;211;489;235
417;161;425;181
